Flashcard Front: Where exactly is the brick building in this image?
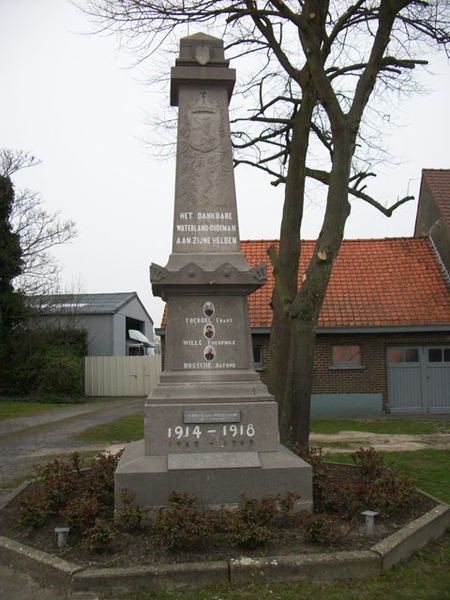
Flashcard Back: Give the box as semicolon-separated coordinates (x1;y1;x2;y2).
244;236;450;417
415;169;450;272
158;170;450;417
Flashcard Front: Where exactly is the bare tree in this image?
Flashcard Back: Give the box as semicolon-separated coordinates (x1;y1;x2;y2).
0;149;77;296
81;0;450;447
0;149;41;177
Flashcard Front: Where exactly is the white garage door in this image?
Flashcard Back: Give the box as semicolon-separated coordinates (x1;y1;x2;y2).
388;346;450;414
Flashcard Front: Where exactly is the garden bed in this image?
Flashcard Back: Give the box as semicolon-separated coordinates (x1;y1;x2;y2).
0;451;437;570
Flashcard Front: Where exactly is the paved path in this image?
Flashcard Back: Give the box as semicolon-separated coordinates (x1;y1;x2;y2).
0;398;145;599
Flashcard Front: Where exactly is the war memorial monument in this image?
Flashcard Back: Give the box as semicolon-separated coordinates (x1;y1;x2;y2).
115;33;312;511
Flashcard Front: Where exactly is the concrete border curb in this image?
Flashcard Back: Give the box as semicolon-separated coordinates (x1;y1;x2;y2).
0;535;83;588
372;499;450;571
73;562;230;594
0;488;449;594
229;550;380;584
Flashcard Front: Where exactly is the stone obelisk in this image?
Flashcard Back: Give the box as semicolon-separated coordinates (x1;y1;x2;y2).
115;33;312;510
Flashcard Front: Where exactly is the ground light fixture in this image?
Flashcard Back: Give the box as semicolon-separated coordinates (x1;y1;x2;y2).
361;510;379;536
54;526;70;548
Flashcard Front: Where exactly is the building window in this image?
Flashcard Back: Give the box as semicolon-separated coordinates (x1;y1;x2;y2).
428;347;450;363
253;346;263;370
331;345;362;368
388;347;419;364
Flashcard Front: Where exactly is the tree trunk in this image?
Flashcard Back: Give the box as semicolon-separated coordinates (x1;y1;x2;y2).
279;315;316;450
267;83;316;423
280;131;354;449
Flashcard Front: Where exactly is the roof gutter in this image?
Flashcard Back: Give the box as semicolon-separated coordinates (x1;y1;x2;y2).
157;324;450;337
252;325;450;335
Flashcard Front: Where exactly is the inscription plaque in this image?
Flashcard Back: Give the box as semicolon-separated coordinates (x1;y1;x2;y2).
184;410;240;423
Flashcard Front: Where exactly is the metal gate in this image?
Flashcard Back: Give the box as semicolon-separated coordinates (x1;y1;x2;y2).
388;346;450;414
84;355;161;397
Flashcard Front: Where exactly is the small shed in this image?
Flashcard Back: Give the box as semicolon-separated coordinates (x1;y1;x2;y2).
29;292;155;357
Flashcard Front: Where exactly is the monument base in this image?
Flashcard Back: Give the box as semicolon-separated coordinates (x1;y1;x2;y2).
114;440;313;511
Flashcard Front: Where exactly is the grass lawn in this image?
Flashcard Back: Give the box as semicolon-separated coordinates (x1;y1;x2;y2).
74;413;144;443
310;418;450;435
0;400;70;420
0;397;129;421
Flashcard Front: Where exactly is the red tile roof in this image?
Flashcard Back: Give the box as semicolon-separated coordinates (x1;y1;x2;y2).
242;237;450;328
422;169;450;229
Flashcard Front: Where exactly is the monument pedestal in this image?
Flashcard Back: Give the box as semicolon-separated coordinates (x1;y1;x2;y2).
116;397;312;509
115;440;312;510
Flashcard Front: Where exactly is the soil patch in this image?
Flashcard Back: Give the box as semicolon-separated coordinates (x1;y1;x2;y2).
0;463;436;569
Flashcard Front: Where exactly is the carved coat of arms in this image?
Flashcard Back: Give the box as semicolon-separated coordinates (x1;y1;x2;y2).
187;92;221;153
195;46;210;65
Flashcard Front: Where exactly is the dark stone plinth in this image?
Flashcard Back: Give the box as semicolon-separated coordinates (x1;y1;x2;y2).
115;440;313;511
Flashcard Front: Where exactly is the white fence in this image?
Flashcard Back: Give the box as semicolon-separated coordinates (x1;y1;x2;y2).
84;356;162;397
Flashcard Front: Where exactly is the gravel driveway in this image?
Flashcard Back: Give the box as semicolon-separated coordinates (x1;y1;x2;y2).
0;397;145;499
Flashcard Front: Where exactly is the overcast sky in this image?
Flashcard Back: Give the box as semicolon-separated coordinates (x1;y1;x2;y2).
1;0;449;326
